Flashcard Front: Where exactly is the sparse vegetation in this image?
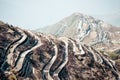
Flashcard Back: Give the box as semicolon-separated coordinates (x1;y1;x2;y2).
107;52;119;60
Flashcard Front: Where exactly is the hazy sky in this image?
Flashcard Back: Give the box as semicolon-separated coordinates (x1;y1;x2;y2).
0;0;120;30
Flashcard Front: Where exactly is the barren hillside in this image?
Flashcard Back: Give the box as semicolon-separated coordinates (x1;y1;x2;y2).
0;21;120;80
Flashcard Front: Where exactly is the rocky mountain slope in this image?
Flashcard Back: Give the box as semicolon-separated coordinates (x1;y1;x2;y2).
0;21;120;80
38;13;120;51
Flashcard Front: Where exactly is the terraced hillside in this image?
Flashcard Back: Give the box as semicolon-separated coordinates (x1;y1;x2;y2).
0;22;120;80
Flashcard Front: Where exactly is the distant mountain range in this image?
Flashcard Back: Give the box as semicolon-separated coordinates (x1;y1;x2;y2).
37;13;120;51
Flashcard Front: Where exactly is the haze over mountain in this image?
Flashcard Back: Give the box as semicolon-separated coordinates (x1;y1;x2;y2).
93;11;120;27
37;13;120;51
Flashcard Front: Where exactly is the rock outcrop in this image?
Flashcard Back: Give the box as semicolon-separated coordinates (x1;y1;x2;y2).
0;22;120;80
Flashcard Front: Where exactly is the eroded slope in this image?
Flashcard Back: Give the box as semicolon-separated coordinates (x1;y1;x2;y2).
0;22;120;80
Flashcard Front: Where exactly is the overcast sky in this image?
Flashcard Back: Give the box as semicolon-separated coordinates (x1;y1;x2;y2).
0;0;120;30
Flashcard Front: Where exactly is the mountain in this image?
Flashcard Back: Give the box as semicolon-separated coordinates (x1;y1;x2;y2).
0;21;120;80
37;13;120;51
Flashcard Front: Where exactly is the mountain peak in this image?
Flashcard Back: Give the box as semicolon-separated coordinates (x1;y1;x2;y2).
71;12;94;19
38;13;120;51
71;12;83;16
